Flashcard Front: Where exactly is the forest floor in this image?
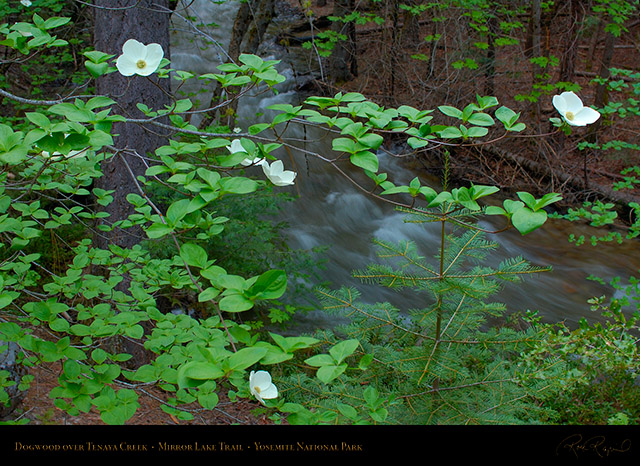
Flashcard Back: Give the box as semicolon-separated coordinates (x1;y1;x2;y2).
15;360;277;425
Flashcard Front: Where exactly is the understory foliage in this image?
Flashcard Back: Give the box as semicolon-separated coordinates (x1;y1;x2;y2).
279;221;559;424
0;1;638;426
524;279;640;425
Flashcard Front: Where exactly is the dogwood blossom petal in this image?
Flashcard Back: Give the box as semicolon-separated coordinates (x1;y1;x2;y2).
228;139;265;166
552;91;600;127
262;160;297;186
572;107;601;126
116;39;164;77
259;382;278;399
557;91;582;112
249;370;278;405
228;139;246;154
551;94;567;114
142;43;164;75
122;38;147;59
115;54;137;76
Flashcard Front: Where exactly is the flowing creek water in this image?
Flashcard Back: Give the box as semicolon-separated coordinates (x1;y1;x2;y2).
170;1;640;331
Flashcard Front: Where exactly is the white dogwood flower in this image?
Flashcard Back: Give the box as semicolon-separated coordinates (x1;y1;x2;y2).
115;39;163;77
249;370;278;405
552;91;600;126
20;0;32;7
228;139;246;155
262;160;297;186
228;139;265;166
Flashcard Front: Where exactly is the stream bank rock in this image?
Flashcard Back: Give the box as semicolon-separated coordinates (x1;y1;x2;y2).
0;340;26;420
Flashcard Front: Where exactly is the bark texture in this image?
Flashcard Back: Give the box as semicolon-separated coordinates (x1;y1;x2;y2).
92;0;172;365
201;0;276;129
330;0;357;83
93;0;171;251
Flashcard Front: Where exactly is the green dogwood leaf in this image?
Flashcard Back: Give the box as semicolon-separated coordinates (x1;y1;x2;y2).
329;338;360;364
270;332;319;353
177;361;225;389
350;151;379;172
438;105;463;119
246;269;287;300
439;126;463;139
145;222;174;239
317;364;347;384
85;60;110;78
219;293;254;313
223;347;268;372
304;354;334;367
467;112;494;126
511;207;548;235
253;342;293;364
180;242;208;269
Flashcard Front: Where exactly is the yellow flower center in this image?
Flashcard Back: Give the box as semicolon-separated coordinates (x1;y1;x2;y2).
136;59;147;69
254;386;261;394
565;111;575;121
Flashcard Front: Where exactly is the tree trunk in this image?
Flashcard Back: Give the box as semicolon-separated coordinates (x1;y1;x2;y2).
93;0;171;365
584;26;616;188
241;0;275;54
330;0;357;83
526;0;543;124
594;30;616;109
93;0;171;252
388;0;399;96
552;0;584;152
586;17;604;72
559;0;585;84
399;0;423;50
485;7;498;96
426;7;440;79
525;0;542;59
200;0;276;129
